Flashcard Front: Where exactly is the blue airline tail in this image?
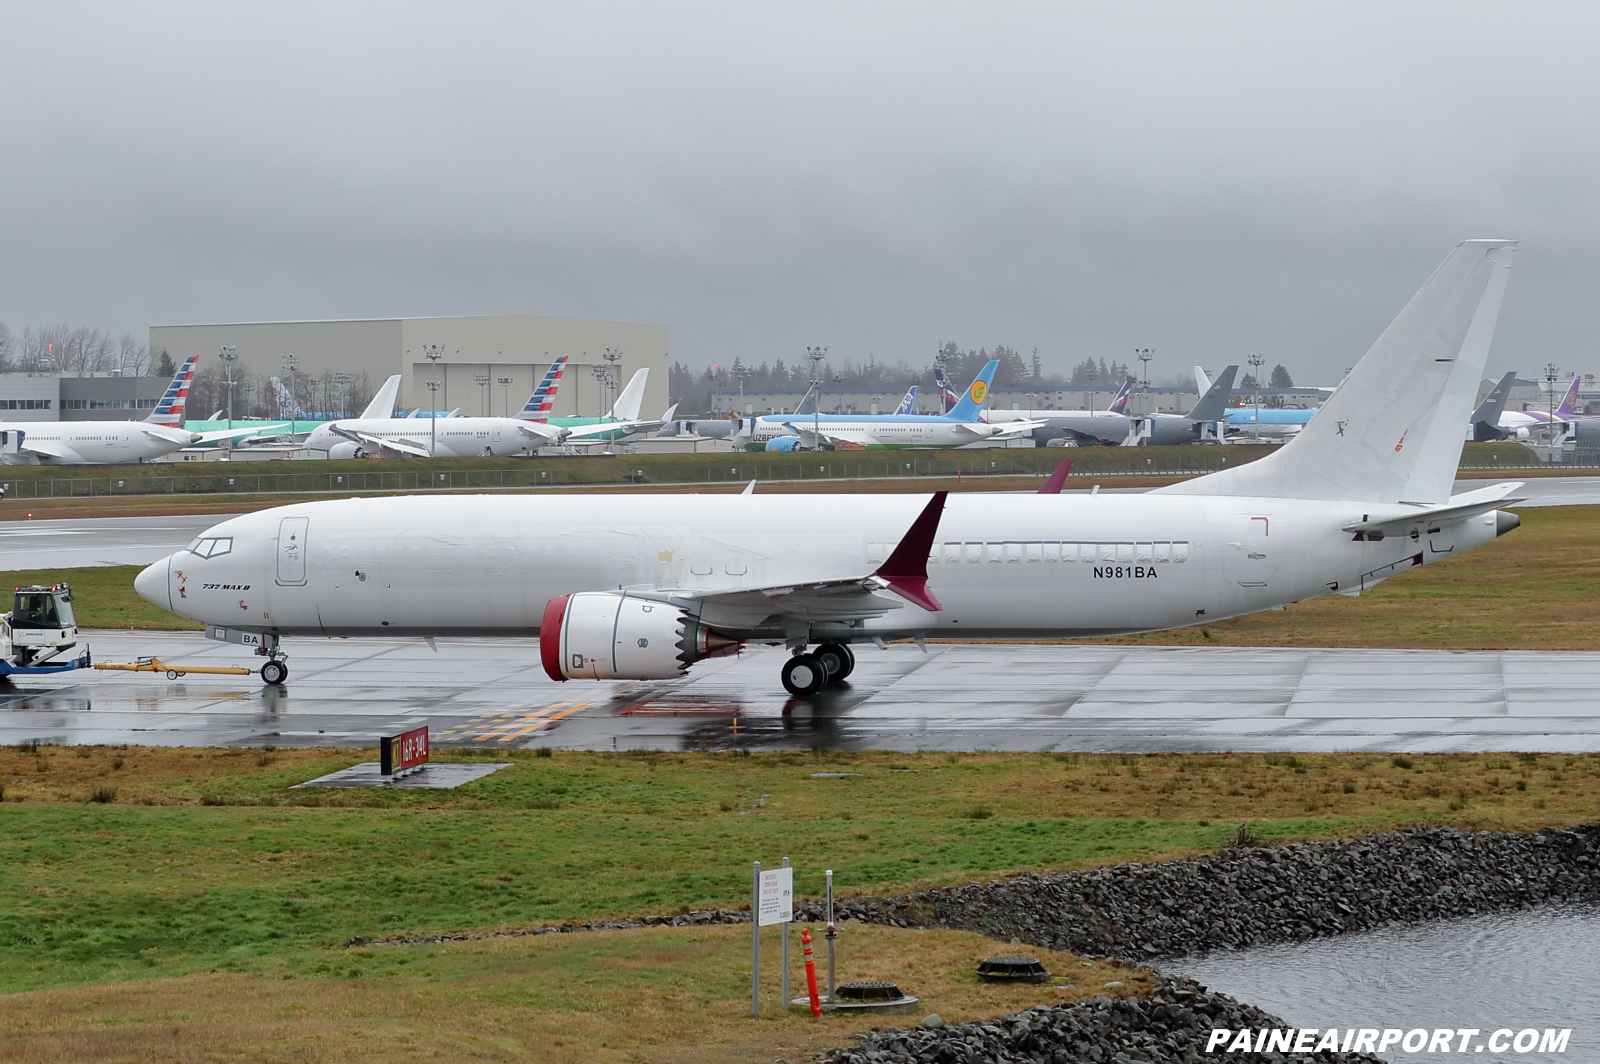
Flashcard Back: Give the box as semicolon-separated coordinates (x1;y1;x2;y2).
1106;378;1134;414
933;366;959;413
894;386;917;414
517;354;571;420
944;360;999;422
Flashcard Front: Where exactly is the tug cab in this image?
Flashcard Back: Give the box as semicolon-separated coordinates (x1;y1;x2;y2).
3;584;79;667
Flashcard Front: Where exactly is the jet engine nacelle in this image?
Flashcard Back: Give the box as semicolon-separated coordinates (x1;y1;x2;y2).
540;592;741;681
765;436;801;452
328;442;366;460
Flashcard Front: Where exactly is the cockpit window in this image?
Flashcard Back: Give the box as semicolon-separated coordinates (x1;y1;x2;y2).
189;537;233;559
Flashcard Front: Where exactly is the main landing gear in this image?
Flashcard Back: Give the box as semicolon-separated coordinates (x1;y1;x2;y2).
780;641;855;697
256;634;289;686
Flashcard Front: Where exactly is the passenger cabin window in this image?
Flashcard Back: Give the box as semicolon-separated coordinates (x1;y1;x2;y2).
929;541;1190;565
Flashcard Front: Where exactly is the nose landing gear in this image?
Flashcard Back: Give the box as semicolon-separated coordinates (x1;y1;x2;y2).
779;641;855;697
255;634;289;686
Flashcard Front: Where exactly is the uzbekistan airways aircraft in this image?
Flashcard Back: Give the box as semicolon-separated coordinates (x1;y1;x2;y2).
136;240;1523;696
0;354;269;464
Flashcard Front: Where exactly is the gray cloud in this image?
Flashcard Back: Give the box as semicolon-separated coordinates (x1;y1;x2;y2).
2;1;1597;383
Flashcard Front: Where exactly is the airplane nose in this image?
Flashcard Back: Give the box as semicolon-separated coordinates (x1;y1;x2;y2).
135;555;172;611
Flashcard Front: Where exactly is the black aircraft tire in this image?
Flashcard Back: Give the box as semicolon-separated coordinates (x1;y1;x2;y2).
780;654;828;697
261;660;288;685
814;642;854;680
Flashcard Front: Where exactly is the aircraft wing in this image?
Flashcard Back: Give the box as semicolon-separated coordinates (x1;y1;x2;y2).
15;439;79;461
984;419;1048;441
141;426;199;447
1341;482;1526;538
638;492;948;626
192;423;291;445
515;421;567;446
330;424;434;458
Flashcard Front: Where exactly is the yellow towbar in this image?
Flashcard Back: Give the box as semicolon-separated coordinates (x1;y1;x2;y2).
94;656;254;680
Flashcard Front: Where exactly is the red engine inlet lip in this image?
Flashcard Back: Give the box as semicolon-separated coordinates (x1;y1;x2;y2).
540;595;570;682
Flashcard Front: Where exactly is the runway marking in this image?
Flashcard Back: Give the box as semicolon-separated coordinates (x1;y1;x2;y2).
497;702;593;742
469;702;572;741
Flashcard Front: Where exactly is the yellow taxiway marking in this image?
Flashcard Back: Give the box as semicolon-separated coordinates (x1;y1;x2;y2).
498;701;593;741
472;702;570;742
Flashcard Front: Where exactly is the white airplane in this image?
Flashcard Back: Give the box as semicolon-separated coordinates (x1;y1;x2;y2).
0;354;271;465
536;365;678;445
304;364;569;458
136;240;1523;698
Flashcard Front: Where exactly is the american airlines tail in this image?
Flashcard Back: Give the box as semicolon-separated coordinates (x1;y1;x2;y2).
1158;239;1515;505
143;354;199;428
517;355;571;420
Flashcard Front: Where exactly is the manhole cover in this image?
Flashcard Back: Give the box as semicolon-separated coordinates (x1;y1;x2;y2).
977;956;1052;983
834;981;904;1001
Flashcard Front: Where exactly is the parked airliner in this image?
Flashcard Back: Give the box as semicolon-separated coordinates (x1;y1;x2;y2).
137;240;1523;698
0;355;271;464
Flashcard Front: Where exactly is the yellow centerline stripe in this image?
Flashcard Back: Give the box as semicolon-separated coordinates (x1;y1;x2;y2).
472;702;569;741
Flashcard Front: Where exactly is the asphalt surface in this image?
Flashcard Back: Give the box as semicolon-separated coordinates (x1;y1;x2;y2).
5;631;1597;753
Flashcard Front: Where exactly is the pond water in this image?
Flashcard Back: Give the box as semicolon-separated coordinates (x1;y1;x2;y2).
1170;903;1599;1062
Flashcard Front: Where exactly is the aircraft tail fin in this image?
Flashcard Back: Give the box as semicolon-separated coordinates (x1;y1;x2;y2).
1555;376;1584;420
944;360;999;422
933;366;959;413
894;385;917;414
267;377;305;421
1186;365;1238;422
1106;378;1135;414
1156;239;1516;504
518;355;570;420
1469;370;1518;439
607;368;648;421
360;375;402;420
1193;365;1212;397
144;353;199;427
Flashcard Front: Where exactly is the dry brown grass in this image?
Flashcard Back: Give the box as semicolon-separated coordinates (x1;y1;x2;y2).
0;924;1139;1064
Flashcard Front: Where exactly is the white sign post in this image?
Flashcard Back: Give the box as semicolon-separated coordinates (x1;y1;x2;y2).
752;859;794;1015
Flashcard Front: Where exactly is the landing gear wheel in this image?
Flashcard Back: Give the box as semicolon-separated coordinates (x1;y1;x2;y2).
261;660;288;685
780;654;828;697
814;642;854;680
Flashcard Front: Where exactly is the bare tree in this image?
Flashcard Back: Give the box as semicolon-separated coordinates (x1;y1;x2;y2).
117;333;149;376
0;322;13;372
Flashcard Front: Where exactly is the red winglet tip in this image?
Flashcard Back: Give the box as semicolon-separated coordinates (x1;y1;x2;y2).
1037;456;1074;494
885;576;941;613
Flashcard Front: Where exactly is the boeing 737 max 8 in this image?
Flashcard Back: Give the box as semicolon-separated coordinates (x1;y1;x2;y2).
137;240;1522;695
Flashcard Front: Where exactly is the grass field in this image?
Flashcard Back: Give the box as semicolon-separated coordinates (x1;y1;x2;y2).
38;503;1600;648
4;744;1597;1060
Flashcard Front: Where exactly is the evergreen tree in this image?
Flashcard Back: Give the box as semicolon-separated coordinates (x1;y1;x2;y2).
153;350;176;377
1269;363;1294;388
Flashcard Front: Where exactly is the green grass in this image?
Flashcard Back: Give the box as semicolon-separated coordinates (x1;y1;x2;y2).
8;565;202;630
6;745;1598;992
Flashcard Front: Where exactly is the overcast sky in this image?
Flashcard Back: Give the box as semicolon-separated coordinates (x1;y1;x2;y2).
3;2;1597;383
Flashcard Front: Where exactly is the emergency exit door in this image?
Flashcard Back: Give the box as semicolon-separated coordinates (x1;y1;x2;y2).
276;516;309;585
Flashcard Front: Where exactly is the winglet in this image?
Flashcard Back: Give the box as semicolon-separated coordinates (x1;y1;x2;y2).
1037;456;1074;494
874;492;947;612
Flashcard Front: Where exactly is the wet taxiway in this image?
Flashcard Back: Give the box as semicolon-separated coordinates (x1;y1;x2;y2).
4;631;1596;753
0;514;236;571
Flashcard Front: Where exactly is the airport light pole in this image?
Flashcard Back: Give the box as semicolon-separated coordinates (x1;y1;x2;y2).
334;372;353;418
422;344;445;418
807;346;828;447
474;374;490;416
425;380;441;456
1135;348;1153;416
602;348;623;420
281;353;299;425
498;376;513;417
591;363;610;420
1248;352;1265;436
218;346;238;428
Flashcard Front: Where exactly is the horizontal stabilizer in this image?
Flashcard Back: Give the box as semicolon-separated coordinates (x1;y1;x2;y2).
1341;481;1525;537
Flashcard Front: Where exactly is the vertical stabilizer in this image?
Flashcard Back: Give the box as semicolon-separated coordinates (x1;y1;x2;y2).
894;386;917;414
1106;378;1135;414
944;360;999;422
1193;366;1213;397
1185;365;1237;422
1156;240;1515;504
1469;371;1517;440
144;354;199;427
360;375;402;420
607;368;649;421
517;355;570;420
1554;377;1584;420
933;367;959;413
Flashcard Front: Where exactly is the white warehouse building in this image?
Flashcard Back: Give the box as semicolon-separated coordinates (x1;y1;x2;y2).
148;314;670;420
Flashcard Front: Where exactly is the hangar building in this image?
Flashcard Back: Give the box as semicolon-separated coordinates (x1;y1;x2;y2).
147;314;670;420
